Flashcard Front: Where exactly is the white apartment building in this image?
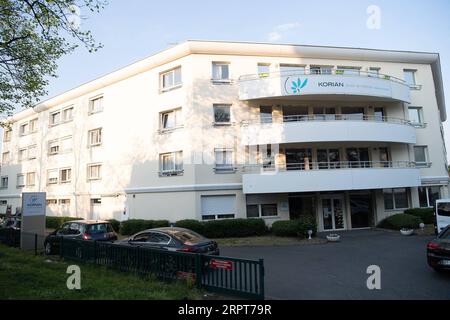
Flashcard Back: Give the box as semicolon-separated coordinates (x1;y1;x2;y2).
0;40;448;232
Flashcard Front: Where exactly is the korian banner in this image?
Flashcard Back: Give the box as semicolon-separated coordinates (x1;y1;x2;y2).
22;192;46;216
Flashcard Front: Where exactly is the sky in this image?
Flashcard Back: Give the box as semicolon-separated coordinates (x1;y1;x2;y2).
33;0;450;159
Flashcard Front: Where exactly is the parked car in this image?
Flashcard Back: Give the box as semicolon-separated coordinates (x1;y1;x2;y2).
116;227;220;255
427;225;450;272
44;220;117;255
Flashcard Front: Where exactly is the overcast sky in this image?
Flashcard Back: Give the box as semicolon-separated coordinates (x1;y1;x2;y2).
28;0;450;159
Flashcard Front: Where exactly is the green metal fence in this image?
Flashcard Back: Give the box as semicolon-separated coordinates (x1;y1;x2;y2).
0;228;20;247
60;237;264;299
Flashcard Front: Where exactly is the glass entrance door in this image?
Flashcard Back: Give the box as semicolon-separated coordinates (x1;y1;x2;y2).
321;196;345;230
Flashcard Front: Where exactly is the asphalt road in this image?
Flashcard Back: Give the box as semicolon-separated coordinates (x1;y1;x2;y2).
221;229;450;300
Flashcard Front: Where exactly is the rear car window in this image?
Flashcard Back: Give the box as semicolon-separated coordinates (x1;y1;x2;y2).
437;203;450;217
85;223;112;234
171;230;205;244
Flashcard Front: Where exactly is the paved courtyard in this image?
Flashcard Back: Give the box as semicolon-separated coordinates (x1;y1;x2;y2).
221;229;450;300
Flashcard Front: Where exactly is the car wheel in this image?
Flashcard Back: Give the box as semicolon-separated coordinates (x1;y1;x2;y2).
44;242;52;255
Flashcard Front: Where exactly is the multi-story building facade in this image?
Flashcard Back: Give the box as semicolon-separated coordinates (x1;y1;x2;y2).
0;40;448;232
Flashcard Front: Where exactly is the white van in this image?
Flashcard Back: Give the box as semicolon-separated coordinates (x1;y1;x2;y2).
435;199;450;234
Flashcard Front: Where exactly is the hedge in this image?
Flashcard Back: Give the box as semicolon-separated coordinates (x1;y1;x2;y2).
271;216;317;238
202;218;267;238
377;213;423;230
107;219;121;233
403;208;435;224
46;216;84;229
174;219;205;235
120;219;170;235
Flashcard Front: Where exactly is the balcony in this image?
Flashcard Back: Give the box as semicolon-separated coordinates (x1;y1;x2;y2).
241;115;416;145
238;70;411;103
242;161;421;194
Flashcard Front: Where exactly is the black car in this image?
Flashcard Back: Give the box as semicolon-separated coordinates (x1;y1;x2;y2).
44;220;118;255
427;225;450;272
116;227;219;255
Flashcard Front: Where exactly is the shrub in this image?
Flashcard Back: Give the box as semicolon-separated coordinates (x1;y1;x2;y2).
174;219;205;235
46;216;83;229
403;208;435;224
202;219;267;238
120;219;170;235
107;219;121;233
377;213;422;230
271;216;317;238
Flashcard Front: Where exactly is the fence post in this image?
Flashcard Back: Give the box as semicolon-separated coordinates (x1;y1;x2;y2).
34;234;38;256
259;258;265;300
195;254;202;289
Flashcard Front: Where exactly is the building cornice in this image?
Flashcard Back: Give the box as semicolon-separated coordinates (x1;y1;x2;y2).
124;183;243;194
9;40;446;122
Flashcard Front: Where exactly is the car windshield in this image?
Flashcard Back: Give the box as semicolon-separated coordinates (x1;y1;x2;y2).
439;228;450;239
170;230;205;244
84;223;111;234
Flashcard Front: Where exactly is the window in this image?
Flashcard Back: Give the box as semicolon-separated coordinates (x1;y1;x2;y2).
28;145;37;159
4;129;12;142
159;151;183;175
160;108;182;131
280;64;305;75
63;107;74;122
29;118;38;133
2;152;10;164
60;136;72;153
368;67;380;77
1;176;8;189
374;107;385;122
47;199;57;205
214;148;234;172
212;62;230;82
26;172;35;186
246;203;278;218
257;63;270;77
414;146;428;167
213;104;231;124
87;164;102;180
310;66;332;74
16;174;25;188
384;188;408;210
48;140;60;155
260;106;273;123
346;148;370;168
49;111;61;126
337;66;361;75
18;148;27;161
47;169;58;184
89;96;103;114
19;122;29;136
59;199;71;205
60;168;72;183
419;186;441;208
403;69;417;87
408;107;423;125
88;128;102;146
201;195;236;220
160;66;182;91
0;200;6;206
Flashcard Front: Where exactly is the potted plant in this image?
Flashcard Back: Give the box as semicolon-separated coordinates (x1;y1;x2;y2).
400;228;414;236
326;233;341;242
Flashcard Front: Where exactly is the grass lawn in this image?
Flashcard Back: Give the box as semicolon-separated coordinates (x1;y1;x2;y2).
214;235;326;247
0;244;202;300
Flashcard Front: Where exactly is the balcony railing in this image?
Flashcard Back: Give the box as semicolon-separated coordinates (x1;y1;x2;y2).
239;69;407;85
242;160;419;173
242;114;414;126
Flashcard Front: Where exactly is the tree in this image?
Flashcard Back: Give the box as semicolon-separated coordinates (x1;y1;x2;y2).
0;0;106;120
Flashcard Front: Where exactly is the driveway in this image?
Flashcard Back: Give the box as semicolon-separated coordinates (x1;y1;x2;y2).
221;229;450;300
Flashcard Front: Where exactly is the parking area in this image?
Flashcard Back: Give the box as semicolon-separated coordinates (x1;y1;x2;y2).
221;229;450;300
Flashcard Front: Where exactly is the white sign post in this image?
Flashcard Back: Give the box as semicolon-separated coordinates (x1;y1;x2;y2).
21;192;46;251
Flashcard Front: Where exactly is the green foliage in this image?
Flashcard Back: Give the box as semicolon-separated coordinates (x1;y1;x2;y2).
201;219;267;238
403;208;435;224
174;219;205;235
271;216;317;238
106;219;121;233
46;216;83;229
0;0;106;116
120;219;170;236
377;213;423;230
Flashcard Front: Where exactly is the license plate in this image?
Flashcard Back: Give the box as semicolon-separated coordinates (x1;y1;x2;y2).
439;260;450;266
